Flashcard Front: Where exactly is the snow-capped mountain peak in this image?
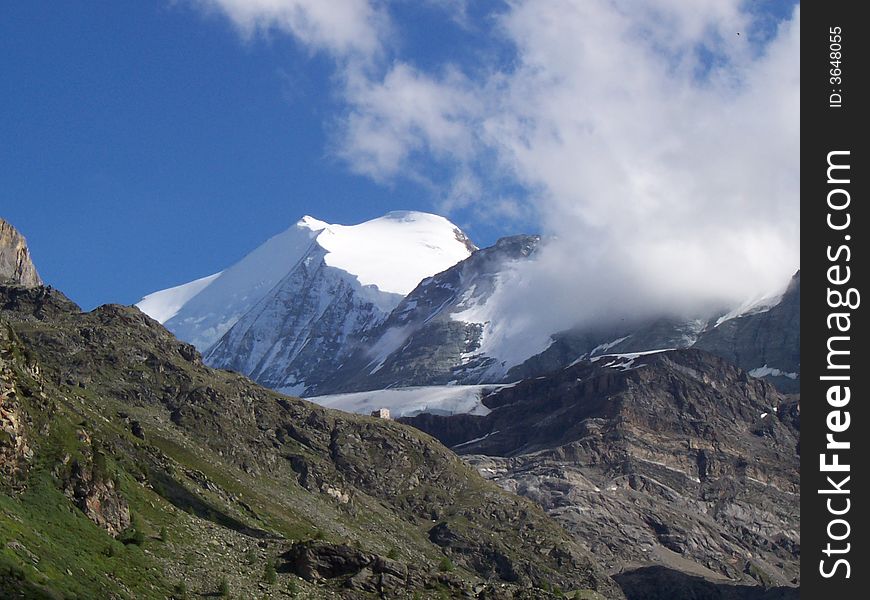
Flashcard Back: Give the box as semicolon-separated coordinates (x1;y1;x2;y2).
136;211;476;393
298;215;330;231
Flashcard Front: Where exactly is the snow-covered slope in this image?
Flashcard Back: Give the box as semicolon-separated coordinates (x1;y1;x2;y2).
137;217;328;350
136;272;221;324
316;211;473;295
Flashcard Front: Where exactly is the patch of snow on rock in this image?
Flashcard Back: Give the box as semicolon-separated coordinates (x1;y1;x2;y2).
748;365;799;380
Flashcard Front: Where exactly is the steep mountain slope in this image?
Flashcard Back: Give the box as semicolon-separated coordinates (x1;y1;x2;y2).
139;216;323;349
402;350;799;597
1;282;622;599
0;219;42;288
201;242;394;396
314;235;541;394
138;212;475;396
136;272;222;324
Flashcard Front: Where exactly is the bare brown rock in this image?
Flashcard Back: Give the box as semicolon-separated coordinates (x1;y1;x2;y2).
0;218;42;288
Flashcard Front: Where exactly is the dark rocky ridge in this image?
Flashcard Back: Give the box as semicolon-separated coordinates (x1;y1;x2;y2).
402;349;799;595
614;566;801;600
0;282;622;599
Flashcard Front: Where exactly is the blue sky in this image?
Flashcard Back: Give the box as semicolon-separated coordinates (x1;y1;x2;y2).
1;1;799;314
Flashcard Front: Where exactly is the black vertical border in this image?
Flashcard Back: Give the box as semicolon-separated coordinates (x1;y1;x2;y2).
802;2;867;597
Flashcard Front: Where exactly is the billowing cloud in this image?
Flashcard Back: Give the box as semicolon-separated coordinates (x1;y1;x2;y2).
463;1;800;337
191;0;800;339
339;64;481;179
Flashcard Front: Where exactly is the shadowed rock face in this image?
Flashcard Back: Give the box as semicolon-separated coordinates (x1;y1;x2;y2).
614;566;799;600
694;272;800;393
402;349;800;593
0;219;42;288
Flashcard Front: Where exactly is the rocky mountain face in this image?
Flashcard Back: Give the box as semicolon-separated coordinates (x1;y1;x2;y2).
203;243;396;395
0;323;36;489
402;349;799;597
295;250;797;396
314;270;799;396
315;235;541;394
0;218;42;288
1;282;622;599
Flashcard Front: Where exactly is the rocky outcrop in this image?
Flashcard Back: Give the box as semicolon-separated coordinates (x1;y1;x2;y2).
55;428;131;537
282;540;610;599
0;219;42;288
403;350;800;592
282;540;424;596
0;325;35;488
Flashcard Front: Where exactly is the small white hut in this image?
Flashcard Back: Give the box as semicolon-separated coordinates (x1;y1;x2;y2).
370;408;391;420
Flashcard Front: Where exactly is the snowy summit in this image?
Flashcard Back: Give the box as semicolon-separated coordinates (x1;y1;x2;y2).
313;211;475;296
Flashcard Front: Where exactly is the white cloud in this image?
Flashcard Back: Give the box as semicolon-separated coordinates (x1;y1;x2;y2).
194;0;387;57
468;1;800;327
339;63;481;179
